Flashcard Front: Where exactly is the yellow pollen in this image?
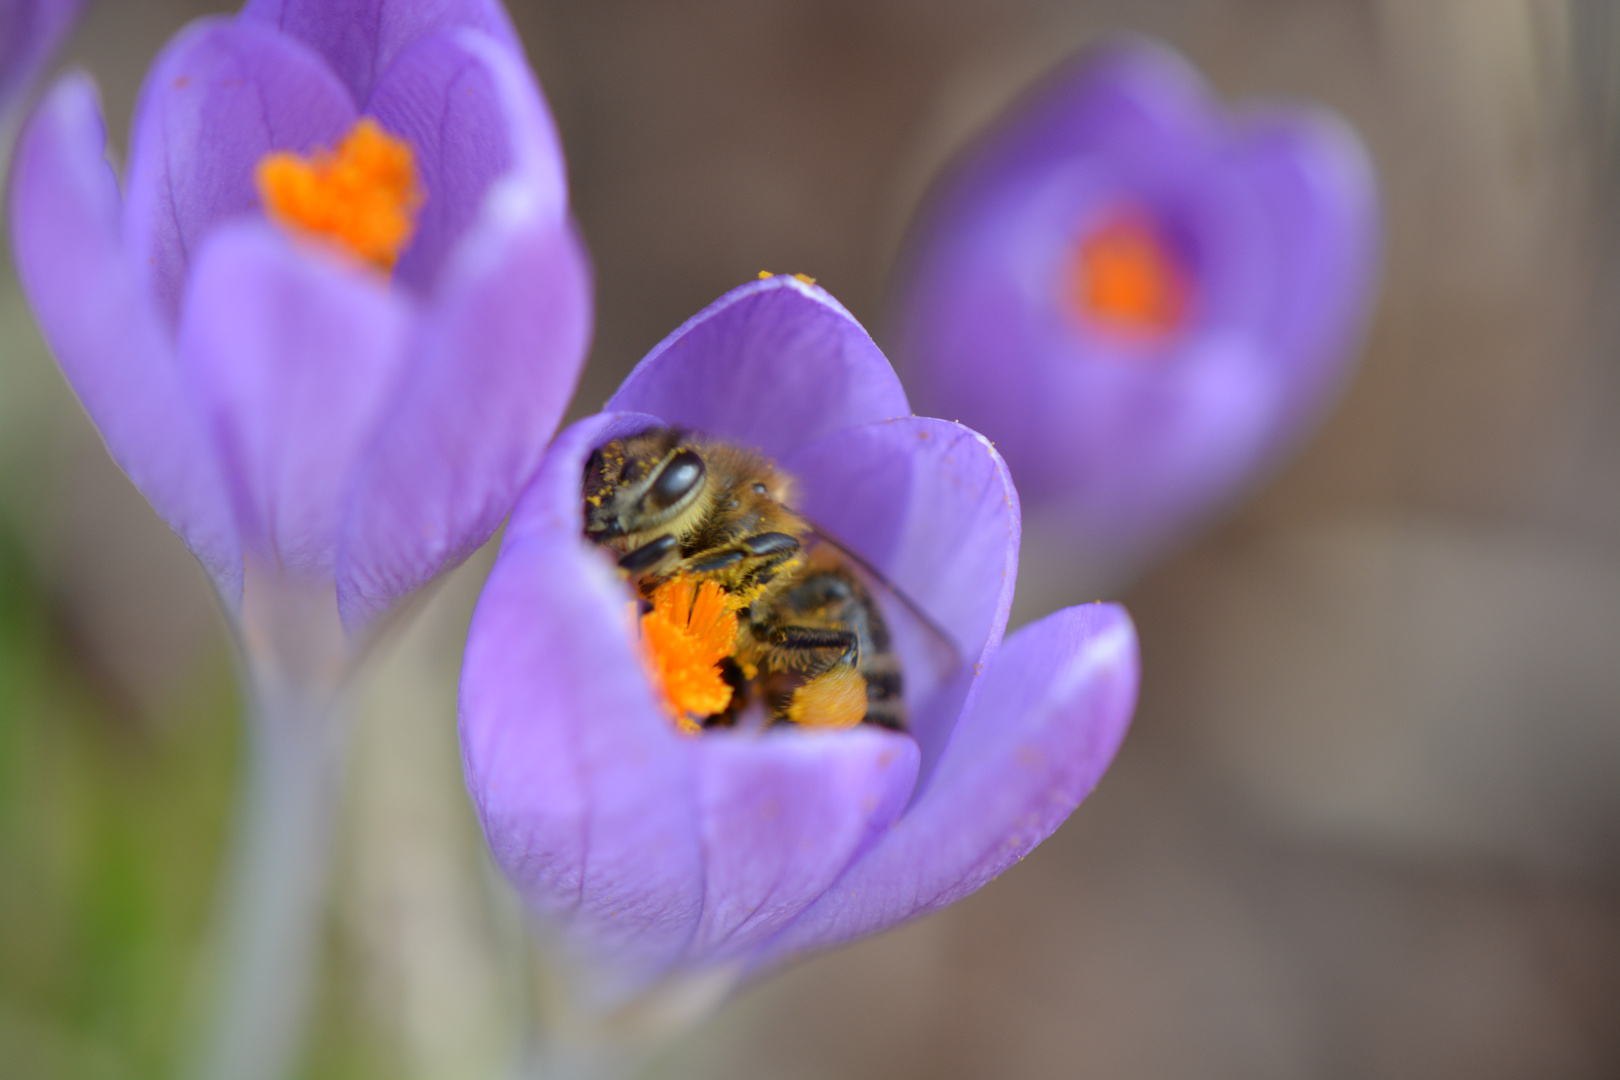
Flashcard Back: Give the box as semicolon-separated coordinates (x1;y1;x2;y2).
1066;210;1188;338
255;119;423;271
639;577;738;733
786;666;868;730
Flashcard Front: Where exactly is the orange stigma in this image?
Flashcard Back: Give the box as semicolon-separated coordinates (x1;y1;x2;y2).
255;119;423;271
1066;210;1189;338
639;577;739;734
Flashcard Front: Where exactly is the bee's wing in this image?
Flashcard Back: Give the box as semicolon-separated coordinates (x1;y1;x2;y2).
804;524;962;691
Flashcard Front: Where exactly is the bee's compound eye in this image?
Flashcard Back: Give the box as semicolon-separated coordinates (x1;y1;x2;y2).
751;482;768;495
645;449;706;512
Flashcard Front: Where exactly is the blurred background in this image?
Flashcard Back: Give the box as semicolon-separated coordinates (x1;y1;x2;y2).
3;0;1620;1077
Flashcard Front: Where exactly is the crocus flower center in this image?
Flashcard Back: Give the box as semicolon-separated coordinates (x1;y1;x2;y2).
587;428;916;734
255;119;424;271
1066;209;1189;338
639;576;739;735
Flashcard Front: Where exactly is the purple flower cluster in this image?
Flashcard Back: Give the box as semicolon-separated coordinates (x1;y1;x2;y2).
892;39;1379;589
459;276;1139;996
9;0;591;629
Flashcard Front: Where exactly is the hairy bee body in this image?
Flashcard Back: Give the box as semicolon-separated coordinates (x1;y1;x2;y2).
754;551;905;730
583;427;905;730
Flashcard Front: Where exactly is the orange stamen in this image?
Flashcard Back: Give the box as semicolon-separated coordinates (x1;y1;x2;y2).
785;666;868;730
255;119;423;271
1066;210;1189;338
639;577;739;734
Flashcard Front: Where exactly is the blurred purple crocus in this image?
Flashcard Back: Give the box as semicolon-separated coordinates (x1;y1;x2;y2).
0;0;85;130
460;275;1139;1010
9;0;591;638
9;5;590;1077
892;39;1378;601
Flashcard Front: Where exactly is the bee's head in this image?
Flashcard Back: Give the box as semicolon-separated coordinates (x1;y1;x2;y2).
583;427;710;542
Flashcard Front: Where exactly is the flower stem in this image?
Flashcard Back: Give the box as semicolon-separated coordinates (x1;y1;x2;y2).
188;671;351;1080
523;1043;654;1080
519;962;739;1080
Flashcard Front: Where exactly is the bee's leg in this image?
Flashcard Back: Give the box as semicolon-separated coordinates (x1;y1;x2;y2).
618;533;678;575
740;532;802;557
761;624;859;665
687;532;802;581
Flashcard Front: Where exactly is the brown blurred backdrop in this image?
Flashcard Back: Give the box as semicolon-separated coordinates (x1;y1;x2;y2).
3;1;1619;1078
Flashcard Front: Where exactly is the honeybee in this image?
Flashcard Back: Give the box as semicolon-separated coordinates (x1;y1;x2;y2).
583;426;941;731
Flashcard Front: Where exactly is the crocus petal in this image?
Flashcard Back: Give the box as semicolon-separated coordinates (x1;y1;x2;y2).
462;414;919;995
177;221;412;575
122;16;357;324
336;20;586;628
0;0;86;119
336;213;591;627
365;32;510;294
1233;106;1379;448
368;26;568;293
444;27;568;214
936;39;1215;206
240;0;520;105
752;601;1138;968
461;521;705;973
684;724;918;969
1026;334;1279;557
781;417;1019;764
9;74;242;600
608;276;911;461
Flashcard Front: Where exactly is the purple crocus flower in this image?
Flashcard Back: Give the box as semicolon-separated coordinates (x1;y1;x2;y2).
892;39;1378;598
10;5;589;1077
460;275;1139;1004
9;0;591;634
0;0;85;129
